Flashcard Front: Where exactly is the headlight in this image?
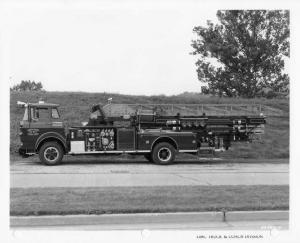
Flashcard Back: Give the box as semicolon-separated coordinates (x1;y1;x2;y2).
19;131;23;136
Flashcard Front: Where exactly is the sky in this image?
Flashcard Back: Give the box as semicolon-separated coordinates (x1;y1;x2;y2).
3;0;220;95
1;0;293;96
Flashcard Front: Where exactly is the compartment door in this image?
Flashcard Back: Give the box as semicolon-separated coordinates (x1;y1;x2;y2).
117;128;135;150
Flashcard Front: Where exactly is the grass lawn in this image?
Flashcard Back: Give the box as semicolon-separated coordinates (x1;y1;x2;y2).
10;185;289;216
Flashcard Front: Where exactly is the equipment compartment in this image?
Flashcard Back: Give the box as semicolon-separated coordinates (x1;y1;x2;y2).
69;127;116;152
117;128;135;150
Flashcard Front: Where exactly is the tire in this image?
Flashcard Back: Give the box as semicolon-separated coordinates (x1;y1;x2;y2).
39;142;64;166
151;142;175;165
144;153;152;162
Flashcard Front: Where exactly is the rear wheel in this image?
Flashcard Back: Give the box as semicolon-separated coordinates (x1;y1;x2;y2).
39;142;64;165
151;142;175;165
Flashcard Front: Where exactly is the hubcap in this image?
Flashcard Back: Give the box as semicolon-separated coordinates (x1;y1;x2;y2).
158;147;171;162
44;147;59;162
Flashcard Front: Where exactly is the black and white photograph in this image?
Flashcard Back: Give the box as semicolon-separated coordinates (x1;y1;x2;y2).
1;0;299;242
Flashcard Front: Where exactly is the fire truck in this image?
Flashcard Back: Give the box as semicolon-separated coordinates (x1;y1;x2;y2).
17;101;265;165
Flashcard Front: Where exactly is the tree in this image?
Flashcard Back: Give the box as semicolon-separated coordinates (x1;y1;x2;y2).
11;80;44;91
201;86;210;95
191;10;289;98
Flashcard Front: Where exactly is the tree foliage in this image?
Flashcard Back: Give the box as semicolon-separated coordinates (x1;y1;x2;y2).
11;80;44;91
191;10;289;98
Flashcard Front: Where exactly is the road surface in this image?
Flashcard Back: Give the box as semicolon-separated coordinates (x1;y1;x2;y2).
10;158;289;188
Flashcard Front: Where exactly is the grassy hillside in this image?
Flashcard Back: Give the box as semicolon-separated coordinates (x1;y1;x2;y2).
10;91;289;159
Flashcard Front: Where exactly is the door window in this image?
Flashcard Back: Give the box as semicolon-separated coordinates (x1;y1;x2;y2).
30;107;49;121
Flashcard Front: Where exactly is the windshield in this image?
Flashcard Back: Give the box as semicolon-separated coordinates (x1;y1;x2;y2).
22;107;28;121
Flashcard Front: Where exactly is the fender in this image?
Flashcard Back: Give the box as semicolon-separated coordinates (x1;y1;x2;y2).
150;136;179;150
35;131;68;152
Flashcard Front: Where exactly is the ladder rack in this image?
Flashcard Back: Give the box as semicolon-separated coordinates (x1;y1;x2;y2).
103;103;283;117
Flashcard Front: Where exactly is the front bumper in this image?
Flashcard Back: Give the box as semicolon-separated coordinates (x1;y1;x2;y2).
18;147;35;157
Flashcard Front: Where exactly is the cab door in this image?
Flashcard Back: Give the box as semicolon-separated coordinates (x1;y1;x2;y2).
29;106;52;129
24;106;52;148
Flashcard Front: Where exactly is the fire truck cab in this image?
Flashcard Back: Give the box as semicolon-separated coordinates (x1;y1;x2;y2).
18;101;67;164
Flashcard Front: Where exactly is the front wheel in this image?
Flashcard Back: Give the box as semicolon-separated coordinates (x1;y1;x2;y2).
151;142;176;165
39;142;64;165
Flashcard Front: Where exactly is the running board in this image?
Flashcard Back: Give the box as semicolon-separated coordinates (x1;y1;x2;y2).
68;149;224;155
68;150;151;155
